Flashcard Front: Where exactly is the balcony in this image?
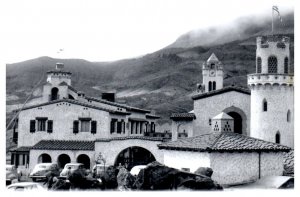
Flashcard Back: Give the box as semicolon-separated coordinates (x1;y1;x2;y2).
247;74;293;86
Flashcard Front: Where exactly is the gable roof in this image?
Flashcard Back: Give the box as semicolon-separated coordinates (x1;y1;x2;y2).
158;132;291;152
16;99;130;115
192;86;250;100
32;140;94;150
207;53;219;63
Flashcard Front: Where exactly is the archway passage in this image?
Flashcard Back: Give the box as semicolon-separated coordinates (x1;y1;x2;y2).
77;154;90;169
227;112;243;134
38;153;52;163
57;154;71;169
51;87;59;101
114;146;156;171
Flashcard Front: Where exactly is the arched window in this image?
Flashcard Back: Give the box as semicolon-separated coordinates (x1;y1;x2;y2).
208;81;212;91
212;81;216;90
257;57;262;73
287;110;291;122
268;56;278;73
50;87;59;101
210;63;215;69
263;99;268;112
284;57;289;74
275;131;280;144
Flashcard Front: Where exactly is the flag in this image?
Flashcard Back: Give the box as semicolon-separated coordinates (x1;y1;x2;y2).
273;6;283;22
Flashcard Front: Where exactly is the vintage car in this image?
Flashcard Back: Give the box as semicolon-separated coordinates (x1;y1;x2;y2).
29;163;60;182
7;182;46;191
6;165;21;185
59;163;88;179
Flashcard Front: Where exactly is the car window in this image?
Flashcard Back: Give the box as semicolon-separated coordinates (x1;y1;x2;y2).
15;186;25;191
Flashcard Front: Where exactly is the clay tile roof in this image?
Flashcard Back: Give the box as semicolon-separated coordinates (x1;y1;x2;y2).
96;136;165;142
10;146;31;152
192;86;250;100
158;132;291;152
170;113;196;120
32;140;94;150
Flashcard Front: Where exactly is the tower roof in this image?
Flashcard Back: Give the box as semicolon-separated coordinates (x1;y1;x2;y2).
212;112;233;120
207;53;219;63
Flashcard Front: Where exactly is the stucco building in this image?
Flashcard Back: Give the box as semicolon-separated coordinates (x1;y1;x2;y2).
11;63;164;171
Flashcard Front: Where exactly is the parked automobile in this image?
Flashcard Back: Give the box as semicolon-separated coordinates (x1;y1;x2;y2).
130;165;147;176
7;182;46;191
92;164;106;178
60;163;88;179
29;163;60;182
6;165;21;185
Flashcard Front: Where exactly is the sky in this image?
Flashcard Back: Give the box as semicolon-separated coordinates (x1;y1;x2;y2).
0;0;295;64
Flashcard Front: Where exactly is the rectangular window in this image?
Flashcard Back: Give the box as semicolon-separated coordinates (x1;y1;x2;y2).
47;120;53;133
117;121;122;133
37;120;46;131
30;120;36;133
22;154;26;165
80;120;90;132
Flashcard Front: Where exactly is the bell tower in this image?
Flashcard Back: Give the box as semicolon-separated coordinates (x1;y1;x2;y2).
248;36;294;147
201;53;224;93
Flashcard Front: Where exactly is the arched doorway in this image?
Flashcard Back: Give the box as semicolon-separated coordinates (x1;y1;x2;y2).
77;154;90;169
227;112;243;134
57;154;71;169
114;146;156;171
51;87;59;101
38;153;52;163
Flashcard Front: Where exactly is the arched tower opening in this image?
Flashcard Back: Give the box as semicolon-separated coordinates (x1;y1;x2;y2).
284;57;289;74
263;99;268;112
268;56;278;73
114;146;156;171
257;57;262;73
275;131;281;144
50;87;59;101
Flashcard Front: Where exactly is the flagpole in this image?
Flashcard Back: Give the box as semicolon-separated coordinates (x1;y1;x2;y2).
272;7;274;35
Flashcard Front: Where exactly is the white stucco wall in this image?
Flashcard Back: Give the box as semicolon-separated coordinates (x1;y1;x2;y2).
250;85;294;147
95;139;164;166
260;152;284;177
210;152;259;185
17;102;112;147
193;91;250;136
162;150;210;172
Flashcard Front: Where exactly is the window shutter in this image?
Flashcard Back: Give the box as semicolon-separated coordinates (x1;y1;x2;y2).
73;120;79;134
47;120;53;133
117;121;122;133
122;121;125;134
91;121;97;134
30;120;36;133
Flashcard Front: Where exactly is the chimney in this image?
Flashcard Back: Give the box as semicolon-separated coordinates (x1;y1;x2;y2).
56;62;64;70
211;112;234;133
102;92;115;102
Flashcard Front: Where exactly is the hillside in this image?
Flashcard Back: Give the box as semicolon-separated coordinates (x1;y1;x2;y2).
6;13;294;126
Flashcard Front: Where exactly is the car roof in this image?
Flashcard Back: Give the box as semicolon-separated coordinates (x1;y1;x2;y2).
36;163;55;166
65;163;84;166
